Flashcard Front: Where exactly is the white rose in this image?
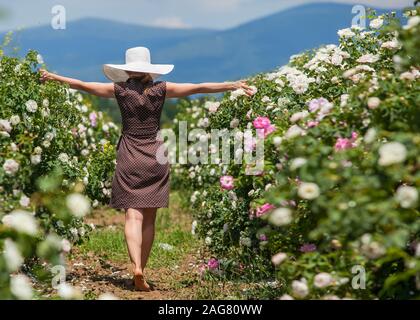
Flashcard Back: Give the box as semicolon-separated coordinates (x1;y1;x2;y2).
268;208;293;226
292;279;309;298
19;194;31;207
378;142;407;166
42;140;51;148
230;118;239;128
10;115;21;125
279;294;294;300
337;28;355;38
395;186;418;209
290;111;309;123
367;97;381;109
25;100;38;113
403;16;420;30
271;252;287;266
58;153;69;163
400;71;415;81
36;54;44;64
0;119;12;132
10;143;18;151
370;18;384;29
272;136;282;146
205;101;221;113
290;157;307;170
3;159;19;175
205;236;212;245
44;132;54;141
285;125;305;139
381;39;400;50
361;241;386;259
2;210;38;235
10;275;33;300
61;239;71;253
314;272;334;288
191;220;198;235
364;128;377;144
4;238;24;272
357;54;380;64
57;283;82;300
230;88;246;101
102;124;109;132
298;182;320;200
98;293;120;300
66;193;91;218
331;53;343;66
198;117;209;128
261;96;271;103
30;154;42;165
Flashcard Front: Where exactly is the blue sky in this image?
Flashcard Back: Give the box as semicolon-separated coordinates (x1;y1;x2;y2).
0;0;414;31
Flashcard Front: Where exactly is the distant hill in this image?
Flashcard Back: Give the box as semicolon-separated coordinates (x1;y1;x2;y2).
3;3;401;83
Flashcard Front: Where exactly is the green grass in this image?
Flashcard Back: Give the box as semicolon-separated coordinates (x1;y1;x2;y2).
79;227;128;262
79;197;196;269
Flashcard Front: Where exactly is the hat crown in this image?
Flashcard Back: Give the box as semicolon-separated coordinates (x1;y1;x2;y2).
126;47;151;64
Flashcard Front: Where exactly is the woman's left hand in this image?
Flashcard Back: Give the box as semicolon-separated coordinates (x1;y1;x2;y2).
39;69;55;82
231;81;255;96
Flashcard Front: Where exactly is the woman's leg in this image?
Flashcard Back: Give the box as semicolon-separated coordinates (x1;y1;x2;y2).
124;208;144;274
141;208;157;272
124;208;150;290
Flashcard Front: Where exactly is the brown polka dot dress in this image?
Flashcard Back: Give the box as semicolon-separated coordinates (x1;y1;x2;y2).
109;78;170;209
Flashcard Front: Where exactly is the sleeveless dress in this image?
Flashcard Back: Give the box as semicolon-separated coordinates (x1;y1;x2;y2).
109;78;170;209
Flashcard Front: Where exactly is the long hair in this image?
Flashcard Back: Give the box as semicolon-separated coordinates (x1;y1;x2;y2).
127;71;153;85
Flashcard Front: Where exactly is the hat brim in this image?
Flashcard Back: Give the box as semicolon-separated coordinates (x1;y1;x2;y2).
103;62;174;82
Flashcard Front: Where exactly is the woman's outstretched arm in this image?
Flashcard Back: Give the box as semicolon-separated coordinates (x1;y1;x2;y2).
166;81;254;98
40;69;115;98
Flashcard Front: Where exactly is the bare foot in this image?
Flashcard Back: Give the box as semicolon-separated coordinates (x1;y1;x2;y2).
133;270;151;292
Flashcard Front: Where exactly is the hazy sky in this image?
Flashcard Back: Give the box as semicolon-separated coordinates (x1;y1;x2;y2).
0;0;414;31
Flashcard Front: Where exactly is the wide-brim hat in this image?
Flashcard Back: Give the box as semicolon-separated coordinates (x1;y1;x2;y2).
103;47;174;82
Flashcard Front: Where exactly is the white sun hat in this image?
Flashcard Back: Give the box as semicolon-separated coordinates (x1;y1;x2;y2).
103;47;174;82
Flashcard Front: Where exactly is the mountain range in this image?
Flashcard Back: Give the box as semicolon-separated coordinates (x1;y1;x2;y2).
3;3;401;83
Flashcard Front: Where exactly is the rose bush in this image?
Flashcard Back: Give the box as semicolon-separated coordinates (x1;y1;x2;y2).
0;44;119;298
171;9;419;299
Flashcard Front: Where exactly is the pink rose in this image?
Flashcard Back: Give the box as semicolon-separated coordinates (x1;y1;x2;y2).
256;203;275;217
244;136;257;152
259;234;268;241
220;175;234;190
300;243;317;253
207;258;219;270
253;116;271;129
334;131;358;151
308;98;329;112
89;112;97;127
263;124;276;137
307;121;319;128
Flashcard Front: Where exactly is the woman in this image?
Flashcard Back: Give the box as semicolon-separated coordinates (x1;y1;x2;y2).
40;46;254;291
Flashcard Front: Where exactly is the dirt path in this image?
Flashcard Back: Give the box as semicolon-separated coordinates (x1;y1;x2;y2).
65;203;204;300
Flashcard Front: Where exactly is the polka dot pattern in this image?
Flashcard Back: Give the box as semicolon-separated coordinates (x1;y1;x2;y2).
109;78;170;209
